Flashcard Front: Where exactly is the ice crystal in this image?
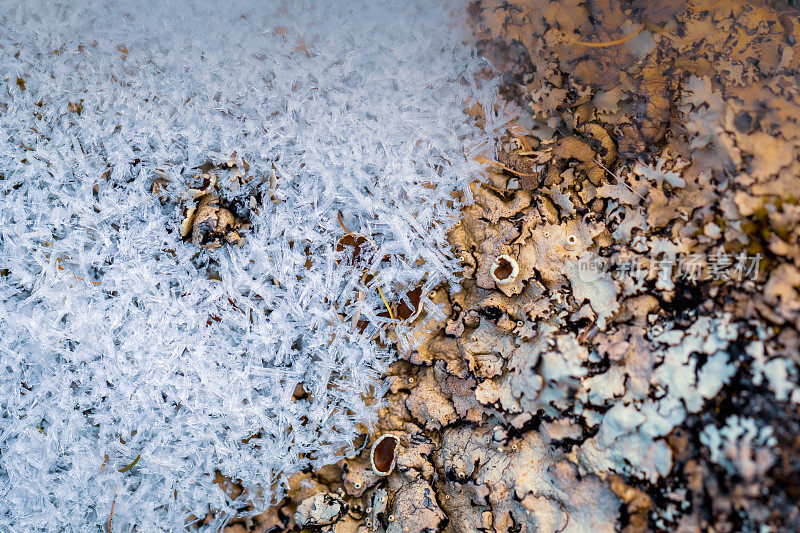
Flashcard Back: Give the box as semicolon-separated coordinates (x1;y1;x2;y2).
0;1;500;529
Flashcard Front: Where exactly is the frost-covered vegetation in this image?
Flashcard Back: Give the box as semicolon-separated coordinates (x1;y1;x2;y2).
0;1;500;529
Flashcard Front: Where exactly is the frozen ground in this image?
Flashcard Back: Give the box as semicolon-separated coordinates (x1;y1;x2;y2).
0;1;501;529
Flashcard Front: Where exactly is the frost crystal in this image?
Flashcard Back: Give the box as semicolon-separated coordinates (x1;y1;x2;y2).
0;1;500;529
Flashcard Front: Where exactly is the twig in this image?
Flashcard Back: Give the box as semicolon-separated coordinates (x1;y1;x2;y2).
99;454;116;533
473;156;537;177
574;23;646;48
337;211;351;234
644;22;679;41
117;453;141;473
593;158;647;202
376;286;395;320
108;489;117;533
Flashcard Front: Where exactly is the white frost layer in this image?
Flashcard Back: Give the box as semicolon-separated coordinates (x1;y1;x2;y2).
0;1;500;530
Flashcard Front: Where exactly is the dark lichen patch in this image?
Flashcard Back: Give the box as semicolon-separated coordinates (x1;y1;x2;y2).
167;164;256;249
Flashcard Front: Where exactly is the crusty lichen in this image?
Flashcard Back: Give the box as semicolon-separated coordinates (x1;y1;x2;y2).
224;2;800;531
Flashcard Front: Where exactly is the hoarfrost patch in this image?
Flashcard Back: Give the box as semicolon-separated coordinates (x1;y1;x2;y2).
0;1;500;530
